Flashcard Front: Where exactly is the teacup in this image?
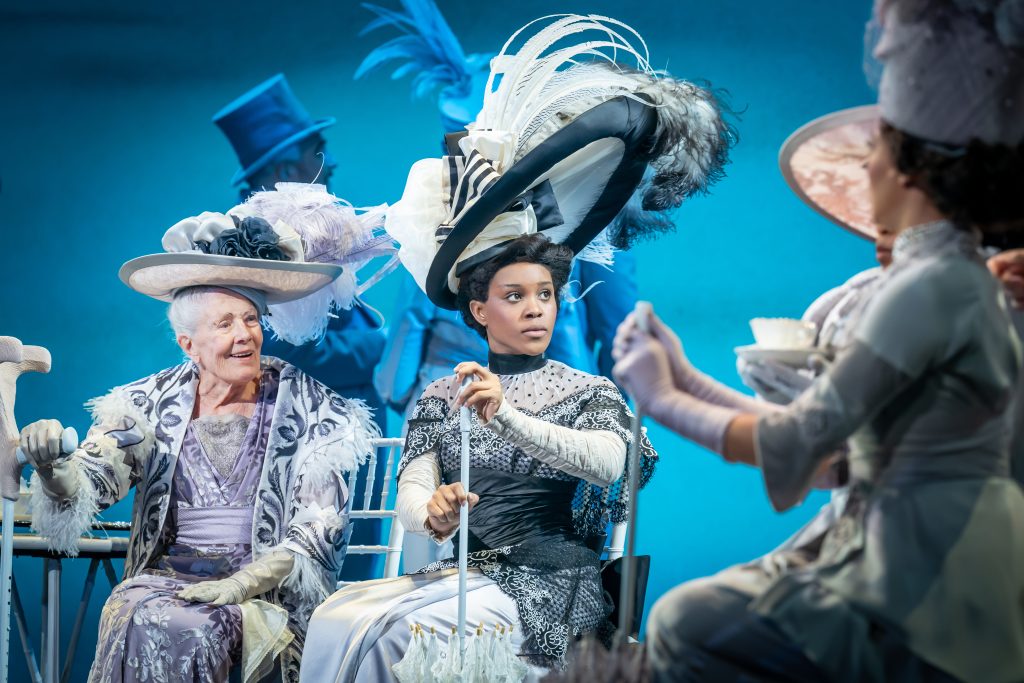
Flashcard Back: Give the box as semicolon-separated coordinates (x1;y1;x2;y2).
749;317;817;349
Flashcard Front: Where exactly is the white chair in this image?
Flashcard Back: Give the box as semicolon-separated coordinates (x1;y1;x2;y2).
338;437;405;587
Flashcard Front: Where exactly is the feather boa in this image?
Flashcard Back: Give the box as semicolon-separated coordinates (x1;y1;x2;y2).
29;464;98;557
298;396;379;488
276;544;335;605
84;387;155;458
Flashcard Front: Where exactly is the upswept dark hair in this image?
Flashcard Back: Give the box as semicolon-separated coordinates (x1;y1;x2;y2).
880;122;1024;248
456;234;574;338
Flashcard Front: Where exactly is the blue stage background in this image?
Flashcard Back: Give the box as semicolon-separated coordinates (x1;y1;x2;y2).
1;1;875;679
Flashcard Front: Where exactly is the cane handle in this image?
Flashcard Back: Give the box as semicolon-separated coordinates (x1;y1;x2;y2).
16;426;78;466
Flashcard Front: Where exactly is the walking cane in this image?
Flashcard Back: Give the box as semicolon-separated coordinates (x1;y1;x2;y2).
615;301;652;645
0;338;77;683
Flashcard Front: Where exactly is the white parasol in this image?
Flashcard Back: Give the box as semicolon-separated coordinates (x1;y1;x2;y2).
392;376;526;682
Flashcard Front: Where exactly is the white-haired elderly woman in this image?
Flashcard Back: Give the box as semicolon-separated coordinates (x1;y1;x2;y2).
19;184;392;683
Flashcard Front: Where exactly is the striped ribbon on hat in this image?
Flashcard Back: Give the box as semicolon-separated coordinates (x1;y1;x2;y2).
440;147;501;233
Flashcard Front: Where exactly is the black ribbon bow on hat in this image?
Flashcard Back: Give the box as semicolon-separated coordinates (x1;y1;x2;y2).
452;180;565;277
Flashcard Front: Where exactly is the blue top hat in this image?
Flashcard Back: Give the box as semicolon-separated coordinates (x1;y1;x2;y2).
213;74;336;187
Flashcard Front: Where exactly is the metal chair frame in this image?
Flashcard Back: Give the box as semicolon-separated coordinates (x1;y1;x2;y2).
339;437;405;585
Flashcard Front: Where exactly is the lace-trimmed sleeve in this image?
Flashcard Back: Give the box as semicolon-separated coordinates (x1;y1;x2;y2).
398;378;453;476
571;379;634;442
570;377;658;536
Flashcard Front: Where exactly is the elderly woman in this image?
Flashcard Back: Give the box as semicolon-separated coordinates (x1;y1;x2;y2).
614;2;1024;681
19;184;389;682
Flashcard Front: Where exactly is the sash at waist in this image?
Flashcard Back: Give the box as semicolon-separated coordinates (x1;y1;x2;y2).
443;468;578;553
174;505;253;546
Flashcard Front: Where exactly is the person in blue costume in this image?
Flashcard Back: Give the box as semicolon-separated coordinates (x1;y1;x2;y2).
359;0;640;425
214;74;390;580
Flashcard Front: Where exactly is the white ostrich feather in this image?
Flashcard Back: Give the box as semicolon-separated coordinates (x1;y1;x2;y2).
471;13;737;241
238;183;394;344
476;15;653;139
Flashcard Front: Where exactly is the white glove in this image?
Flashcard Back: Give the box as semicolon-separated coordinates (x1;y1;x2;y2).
613;333;738;454
19;419;78;500
736;358;813;405
613;310;773;415
178;551;294;606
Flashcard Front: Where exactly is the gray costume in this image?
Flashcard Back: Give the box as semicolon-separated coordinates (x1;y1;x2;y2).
649;221;1024;682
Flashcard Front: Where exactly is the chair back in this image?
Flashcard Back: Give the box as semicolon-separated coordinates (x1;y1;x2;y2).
341;437;405;582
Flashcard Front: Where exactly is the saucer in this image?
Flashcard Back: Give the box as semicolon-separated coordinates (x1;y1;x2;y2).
734;345;828;367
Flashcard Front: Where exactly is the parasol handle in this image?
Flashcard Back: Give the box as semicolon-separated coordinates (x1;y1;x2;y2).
635;301;652;335
617;300;652;642
457;374;473;658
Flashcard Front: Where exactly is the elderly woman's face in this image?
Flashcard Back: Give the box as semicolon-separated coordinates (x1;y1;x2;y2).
178;290;263;386
469;262;558;356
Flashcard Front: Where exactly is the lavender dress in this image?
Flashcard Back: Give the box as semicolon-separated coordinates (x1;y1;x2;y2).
89;379;276;682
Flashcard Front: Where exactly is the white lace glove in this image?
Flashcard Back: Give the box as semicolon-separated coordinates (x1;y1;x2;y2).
736;357;814;405
613;311;774;415
613;332;738;454
178;550;294;606
19;419;79;500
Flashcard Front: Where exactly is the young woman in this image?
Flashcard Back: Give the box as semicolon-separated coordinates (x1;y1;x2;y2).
613;2;1024;681
302;235;656;680
302;14;738;679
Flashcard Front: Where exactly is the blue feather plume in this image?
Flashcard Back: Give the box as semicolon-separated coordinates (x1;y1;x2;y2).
356;0;475;95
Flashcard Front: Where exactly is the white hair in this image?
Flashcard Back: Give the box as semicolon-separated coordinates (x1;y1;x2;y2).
166;286;231;337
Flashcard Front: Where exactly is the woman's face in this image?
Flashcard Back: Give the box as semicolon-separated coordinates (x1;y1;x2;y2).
469;262;558;356
866;129;908;236
178;290;263;386
875;228;895;268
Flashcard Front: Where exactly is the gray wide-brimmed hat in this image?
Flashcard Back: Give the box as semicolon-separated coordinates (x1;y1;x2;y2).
121;183;395;343
119;252;343;304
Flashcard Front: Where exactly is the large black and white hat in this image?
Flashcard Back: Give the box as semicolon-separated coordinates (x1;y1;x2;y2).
386;14;737;309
